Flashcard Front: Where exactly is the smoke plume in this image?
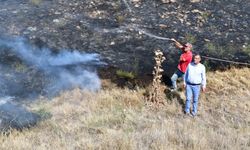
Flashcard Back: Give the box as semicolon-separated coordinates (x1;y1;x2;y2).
0;37;103;99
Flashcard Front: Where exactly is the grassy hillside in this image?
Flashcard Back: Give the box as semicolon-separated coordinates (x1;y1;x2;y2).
0;67;249;150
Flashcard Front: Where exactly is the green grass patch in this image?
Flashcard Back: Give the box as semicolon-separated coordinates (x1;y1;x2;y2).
13;62;28;73
243;44;250;56
116;70;135;79
30;0;42;6
35;108;52;120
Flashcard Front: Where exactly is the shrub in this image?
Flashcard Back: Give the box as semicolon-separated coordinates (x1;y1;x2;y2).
30;0;42;6
201;11;211;22
13;62;28;73
116;15;125;24
185;33;197;44
243;44;250;57
204;42;225;56
205;42;238;58
116;70;135;79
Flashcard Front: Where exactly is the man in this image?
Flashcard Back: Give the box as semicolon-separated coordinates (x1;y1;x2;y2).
170;38;193;91
184;54;206;117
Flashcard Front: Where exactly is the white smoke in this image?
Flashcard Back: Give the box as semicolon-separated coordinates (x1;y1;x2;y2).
0;37;103;98
0;37;102;68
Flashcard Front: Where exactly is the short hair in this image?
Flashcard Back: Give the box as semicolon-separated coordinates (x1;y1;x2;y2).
193;54;201;60
193;53;201;57
184;43;193;49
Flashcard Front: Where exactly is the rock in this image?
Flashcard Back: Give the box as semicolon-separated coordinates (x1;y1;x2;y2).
161;0;176;3
53;18;67;26
179;18;184;24
76;26;81;30
27;27;37;32
132;0;140;2
54;11;61;15
53;19;60;23
12;10;18;14
134;4;140;7
186;22;191;26
190;0;201;3
204;39;210;42
159;24;168;29
192;9;203;14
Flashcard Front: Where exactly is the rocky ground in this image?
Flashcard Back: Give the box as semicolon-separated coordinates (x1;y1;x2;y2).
0;0;249;74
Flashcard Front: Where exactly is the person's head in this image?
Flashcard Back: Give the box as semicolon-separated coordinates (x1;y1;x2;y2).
183;43;192;52
193;54;201;64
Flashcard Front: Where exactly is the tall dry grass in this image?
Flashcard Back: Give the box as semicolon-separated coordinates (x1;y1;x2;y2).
0;68;249;150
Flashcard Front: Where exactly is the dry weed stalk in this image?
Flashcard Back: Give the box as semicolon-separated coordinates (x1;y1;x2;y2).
148;49;166;105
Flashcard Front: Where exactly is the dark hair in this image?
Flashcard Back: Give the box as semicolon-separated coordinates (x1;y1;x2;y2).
193;53;201;57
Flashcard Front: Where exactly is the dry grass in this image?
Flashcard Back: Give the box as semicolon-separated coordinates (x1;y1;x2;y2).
0;68;250;150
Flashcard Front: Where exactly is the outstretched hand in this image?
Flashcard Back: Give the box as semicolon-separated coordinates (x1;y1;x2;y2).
171;38;184;49
170;38;177;42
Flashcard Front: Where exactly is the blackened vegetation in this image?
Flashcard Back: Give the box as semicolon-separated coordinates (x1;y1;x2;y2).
0;38;102;99
1;0;249;74
0;37;102;131
0;101;41;132
0;46;46;99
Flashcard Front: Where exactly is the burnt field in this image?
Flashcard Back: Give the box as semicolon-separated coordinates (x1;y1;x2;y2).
0;1;249;149
0;0;249;74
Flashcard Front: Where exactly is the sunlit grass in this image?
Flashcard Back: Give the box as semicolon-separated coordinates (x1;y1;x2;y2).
0;68;249;150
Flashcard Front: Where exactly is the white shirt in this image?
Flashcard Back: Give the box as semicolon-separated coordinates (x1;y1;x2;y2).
184;62;206;88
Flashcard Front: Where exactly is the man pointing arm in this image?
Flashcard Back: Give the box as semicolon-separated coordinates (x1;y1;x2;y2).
170;38;193;91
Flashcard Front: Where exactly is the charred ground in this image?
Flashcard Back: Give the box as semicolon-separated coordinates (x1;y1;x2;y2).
0;0;249;74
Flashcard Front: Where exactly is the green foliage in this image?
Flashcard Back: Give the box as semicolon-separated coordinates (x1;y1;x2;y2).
201;11;211;22
184;33;197;44
35;108;52;120
116;70;135;79
203;60;211;72
13;62;28;73
204;42;225;56
243;45;250;56
205;42;217;54
116;15;125;24
205;42;237;58
30;0;42;6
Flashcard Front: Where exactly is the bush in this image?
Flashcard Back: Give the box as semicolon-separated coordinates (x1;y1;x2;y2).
204;42;238;58
204;42;225;56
